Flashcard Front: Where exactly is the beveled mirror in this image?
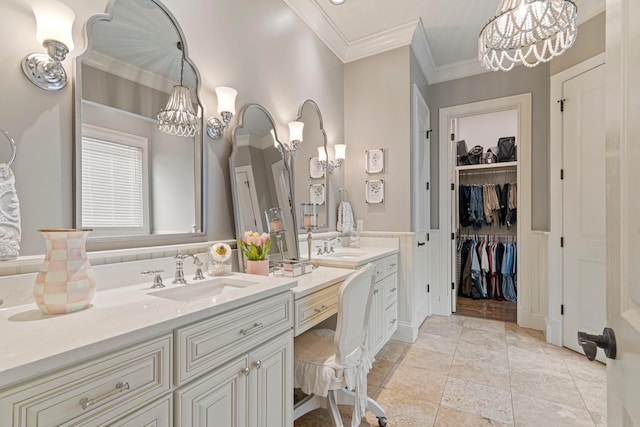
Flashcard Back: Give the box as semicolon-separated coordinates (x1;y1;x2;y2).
230;104;299;271
292;99;329;230
74;0;203;241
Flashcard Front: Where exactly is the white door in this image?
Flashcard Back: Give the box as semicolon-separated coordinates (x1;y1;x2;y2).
412;85;431;321
605;0;640;423
562;64;607;358
235;166;263;233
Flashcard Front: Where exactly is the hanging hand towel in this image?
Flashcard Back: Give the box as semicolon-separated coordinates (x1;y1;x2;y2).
337;201;355;233
0;163;20;260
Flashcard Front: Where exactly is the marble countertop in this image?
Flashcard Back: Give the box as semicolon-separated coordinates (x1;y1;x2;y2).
0;272;297;389
304;246;399;269
289;266;354;298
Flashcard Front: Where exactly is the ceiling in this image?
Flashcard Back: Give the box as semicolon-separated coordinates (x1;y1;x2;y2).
283;0;606;83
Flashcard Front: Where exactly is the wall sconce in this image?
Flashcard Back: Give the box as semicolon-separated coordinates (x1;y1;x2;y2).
317;144;346;173
22;0;75;91
276;121;304;156
206;86;237;140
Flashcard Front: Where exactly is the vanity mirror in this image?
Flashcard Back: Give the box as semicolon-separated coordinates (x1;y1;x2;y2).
292;99;329;230
74;0;203;241
230;104;299;270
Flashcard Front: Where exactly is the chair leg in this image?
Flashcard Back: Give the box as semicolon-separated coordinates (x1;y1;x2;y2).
293;394;326;420
327;390;344;427
335;387;386;418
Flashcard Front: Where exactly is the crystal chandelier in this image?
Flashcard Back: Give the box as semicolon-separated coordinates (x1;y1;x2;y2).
157;54;201;137
478;0;578;71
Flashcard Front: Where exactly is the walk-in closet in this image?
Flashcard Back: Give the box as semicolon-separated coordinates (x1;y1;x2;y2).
453;109;519;322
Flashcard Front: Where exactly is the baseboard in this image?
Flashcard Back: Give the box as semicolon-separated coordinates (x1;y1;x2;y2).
546;318;563;346
391;321;418;343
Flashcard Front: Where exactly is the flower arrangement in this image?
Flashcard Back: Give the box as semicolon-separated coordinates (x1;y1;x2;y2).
237;231;271;261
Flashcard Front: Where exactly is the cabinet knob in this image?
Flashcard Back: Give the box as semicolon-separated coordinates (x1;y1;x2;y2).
254;360;262;369
241;367;250;376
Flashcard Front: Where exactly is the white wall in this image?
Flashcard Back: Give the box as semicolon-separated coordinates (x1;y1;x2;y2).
458;110;518;153
0;0;343;255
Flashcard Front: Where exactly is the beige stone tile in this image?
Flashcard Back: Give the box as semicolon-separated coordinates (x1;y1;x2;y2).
512;391;595;427
448;356;511;391
440;377;513;425
368;358;394;389
375;339;410;363
401;345;454;375
458;327;507;351
505;328;548;353
415;332;460;355
362;387;439;427
542;343;589;361
564;359;607;415
590;411;607;427
435;406;513;427
455;340;509;365
462;317;506;334
508;345;571;376
420;318;463;337
505;322;545;340
509;369;585;409
382;363;448;404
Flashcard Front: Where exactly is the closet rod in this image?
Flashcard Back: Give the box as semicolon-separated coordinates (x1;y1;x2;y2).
460;169;517;176
458;234;517;242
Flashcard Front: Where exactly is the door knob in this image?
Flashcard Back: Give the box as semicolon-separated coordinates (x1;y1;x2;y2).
577;327;617;361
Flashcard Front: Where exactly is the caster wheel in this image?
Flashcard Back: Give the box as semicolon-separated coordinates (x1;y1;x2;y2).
377;416;388;427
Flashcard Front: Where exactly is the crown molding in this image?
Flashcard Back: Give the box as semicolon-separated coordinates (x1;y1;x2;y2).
344;20;418;62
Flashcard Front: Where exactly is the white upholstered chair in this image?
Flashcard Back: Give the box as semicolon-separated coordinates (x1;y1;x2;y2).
293;264;387;427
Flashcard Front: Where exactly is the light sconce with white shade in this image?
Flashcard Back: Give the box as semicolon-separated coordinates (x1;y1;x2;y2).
478;0;578;71
156;42;201;137
206;86;237;140
276;121;304;156
22;0;75;91
317;144;346;173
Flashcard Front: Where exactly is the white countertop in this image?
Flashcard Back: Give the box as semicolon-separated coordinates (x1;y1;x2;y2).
0;272;296;389
290;266;353;298
304;246;399;269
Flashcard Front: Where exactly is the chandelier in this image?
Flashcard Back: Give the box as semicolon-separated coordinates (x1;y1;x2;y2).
478;0;578;71
157;53;201;137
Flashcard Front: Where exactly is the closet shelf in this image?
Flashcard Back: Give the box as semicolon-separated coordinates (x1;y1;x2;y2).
456;161;517;172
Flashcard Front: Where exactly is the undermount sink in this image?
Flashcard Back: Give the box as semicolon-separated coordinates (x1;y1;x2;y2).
317;250;365;259
148;278;258;302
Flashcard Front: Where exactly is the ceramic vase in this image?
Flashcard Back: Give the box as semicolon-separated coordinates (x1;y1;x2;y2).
33;229;96;315
246;259;269;276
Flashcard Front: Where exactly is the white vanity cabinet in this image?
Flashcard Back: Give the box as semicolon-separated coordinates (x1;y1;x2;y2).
368;254;398;355
174;292;293;427
0;335;172;427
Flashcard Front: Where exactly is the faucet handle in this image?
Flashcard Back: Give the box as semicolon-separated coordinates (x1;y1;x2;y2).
174;250;191;260
141;269;165;289
192;255;205;280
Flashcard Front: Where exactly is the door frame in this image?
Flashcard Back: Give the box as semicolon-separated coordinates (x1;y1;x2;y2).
548;53;606;346
437;93;535;328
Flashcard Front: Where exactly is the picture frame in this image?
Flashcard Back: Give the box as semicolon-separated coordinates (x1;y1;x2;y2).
365;148;384;174
309;156;324;179
310;183;325;205
365;179;384;204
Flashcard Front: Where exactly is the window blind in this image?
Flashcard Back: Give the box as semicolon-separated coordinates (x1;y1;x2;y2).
81;137;144;229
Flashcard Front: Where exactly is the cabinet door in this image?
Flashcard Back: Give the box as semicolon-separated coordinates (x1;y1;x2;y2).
367;282;385;356
249;332;293;427
175;356;249;427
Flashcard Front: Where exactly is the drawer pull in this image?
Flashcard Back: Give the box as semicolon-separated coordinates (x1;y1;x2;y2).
254;360;262;369
79;382;130;410
241;367;250;376
374;289;379;295
390;287;397;293
390;263;397;268
390;318;397;325
314;304;328;313
240;322;264;335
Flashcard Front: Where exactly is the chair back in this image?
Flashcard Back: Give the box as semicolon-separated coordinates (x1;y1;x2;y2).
334;263;376;365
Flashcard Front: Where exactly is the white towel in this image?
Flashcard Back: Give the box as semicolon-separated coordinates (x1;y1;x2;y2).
337;201;354;233
0;164;20;260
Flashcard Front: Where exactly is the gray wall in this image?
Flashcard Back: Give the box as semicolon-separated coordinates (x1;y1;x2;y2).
0;0;343;255
344;46;411;232
551;12;605;76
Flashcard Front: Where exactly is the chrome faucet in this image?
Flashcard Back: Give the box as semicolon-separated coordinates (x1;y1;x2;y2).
173;250;191;284
192;255;205;281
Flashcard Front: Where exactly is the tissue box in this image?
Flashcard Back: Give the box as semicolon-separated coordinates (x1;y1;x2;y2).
274;259;314;277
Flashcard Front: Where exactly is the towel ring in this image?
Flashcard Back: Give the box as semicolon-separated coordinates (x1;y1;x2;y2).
0;128;17;167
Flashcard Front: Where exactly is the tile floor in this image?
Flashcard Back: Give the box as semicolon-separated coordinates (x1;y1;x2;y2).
294;314;606;427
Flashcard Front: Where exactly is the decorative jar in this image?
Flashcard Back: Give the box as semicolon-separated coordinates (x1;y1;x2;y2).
208;242;233;276
33;229;96;314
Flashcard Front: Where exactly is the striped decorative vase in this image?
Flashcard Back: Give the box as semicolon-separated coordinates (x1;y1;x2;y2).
33;229;96;315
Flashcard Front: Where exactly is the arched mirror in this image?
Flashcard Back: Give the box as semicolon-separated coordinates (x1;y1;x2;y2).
230;104;299;271
74;0;203;241
292;99;329;230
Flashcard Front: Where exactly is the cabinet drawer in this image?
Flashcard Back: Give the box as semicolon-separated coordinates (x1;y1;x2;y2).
383;255;398;276
0;335;171;427
385;302;398;338
373;260;385;278
295;281;341;336
384;274;398;308
175;292;292;386
111;395;172;427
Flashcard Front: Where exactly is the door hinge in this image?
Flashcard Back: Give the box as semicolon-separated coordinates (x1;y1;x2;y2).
450;133;455;141
427;233;430;242
426;181;430;190
561;237;564;248
451;232;455;241
561;304;564;315
427;284;430;293
560;169;564;180
451;282;455;290
451;183;455;191
558;98;566;112
425;129;432;139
